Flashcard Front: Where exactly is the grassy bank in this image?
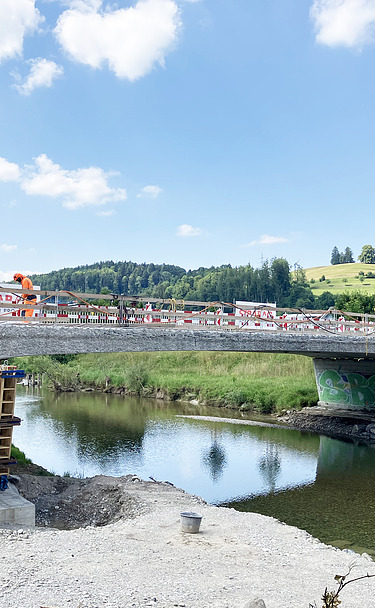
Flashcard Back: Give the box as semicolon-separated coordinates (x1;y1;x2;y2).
14;351;318;413
10;445;32;465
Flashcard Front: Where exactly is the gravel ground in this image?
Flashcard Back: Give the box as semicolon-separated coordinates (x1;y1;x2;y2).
1;475;375;608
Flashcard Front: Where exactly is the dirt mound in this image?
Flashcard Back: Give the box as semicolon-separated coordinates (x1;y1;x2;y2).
14;473;146;529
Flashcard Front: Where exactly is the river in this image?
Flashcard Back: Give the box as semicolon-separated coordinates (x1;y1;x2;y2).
13;387;375;558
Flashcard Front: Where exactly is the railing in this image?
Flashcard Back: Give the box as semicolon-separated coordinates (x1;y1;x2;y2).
0;286;374;335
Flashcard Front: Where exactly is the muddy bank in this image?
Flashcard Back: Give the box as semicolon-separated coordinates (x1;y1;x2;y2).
285;407;375;443
12;472;144;529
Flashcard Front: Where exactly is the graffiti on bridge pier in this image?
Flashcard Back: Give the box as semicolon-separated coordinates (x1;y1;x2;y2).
318;369;375;408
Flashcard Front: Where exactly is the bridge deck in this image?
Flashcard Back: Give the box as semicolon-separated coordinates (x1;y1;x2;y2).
1;324;374;360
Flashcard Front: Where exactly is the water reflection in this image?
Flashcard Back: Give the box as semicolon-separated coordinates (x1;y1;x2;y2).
15;386;375;555
258;443;281;493
202;429;228;481
14;387;319;503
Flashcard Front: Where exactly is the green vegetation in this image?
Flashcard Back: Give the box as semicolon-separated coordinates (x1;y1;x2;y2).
330;245;354;265
358;244;375;265
10;445;53;475
28;256;375;313
30;257;318;308
10;445;32;465
14;351;318;414
304;262;375;297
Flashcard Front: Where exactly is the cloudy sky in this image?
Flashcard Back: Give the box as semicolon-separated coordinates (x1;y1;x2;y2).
1;0;375;281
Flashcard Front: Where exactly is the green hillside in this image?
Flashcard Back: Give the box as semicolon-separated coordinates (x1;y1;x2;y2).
304;263;375;296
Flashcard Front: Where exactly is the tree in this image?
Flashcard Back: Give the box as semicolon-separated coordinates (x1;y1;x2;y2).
335;290;375;314
343;247;354;263
358;245;375;264
270;258;291;303
292;263;307;285
288;283;315;308
330;246;341;265
315;291;335;310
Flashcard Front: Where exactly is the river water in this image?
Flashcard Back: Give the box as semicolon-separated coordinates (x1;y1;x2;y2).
14;388;375;557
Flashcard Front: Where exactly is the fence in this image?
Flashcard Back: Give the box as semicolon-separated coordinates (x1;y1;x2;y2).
0;286;374;335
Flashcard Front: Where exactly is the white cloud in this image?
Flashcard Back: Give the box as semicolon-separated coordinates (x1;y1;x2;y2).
14;58;64;95
0;153;127;210
137;185;162;198
242;234;289;247
0;158;21;182
0;244;17;253
96;209;116;216
0;0;43;63
54;0;181;80
176;224;202;237
0;270;13;282
311;0;375;48
20;154;127;209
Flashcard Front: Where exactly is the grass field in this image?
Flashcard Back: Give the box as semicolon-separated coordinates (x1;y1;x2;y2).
304;263;375;296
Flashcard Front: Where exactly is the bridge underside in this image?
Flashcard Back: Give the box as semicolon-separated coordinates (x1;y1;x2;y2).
2;324;375;411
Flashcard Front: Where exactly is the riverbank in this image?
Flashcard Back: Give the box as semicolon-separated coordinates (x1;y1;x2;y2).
15;351;375;444
13;351;318;413
284;407;375;443
3;472;375;608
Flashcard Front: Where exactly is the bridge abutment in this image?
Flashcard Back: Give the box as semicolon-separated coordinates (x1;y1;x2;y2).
313;358;375;411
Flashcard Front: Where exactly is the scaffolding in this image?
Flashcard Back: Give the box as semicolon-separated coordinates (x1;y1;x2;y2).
0;366;24;479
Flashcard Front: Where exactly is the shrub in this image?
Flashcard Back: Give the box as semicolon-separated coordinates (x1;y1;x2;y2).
255;393;276;413
126;363;150;395
223;389;248;407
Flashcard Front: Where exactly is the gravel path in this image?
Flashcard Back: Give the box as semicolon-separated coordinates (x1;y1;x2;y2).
1;476;375;608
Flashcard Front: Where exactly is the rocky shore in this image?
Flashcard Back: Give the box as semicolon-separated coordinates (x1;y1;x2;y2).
2;474;375;608
284;407;375;443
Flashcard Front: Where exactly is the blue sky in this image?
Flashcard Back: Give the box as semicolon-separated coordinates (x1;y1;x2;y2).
1;0;375;281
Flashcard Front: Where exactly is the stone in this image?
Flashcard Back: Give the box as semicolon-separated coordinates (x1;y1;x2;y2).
366;423;375;435
243;599;267;608
239;403;252;411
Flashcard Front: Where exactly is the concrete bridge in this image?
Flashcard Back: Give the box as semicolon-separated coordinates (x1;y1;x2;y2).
2;323;375;411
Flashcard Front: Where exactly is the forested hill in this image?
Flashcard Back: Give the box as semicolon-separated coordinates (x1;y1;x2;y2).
30;258;335;309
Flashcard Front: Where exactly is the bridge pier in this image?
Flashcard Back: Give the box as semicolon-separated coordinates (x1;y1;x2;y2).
313;358;375;411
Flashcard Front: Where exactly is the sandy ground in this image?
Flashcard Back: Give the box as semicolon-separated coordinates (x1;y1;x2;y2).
1;474;375;608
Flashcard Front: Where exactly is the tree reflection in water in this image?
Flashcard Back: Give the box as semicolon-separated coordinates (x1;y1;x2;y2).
259;442;281;493
202;428;228;481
